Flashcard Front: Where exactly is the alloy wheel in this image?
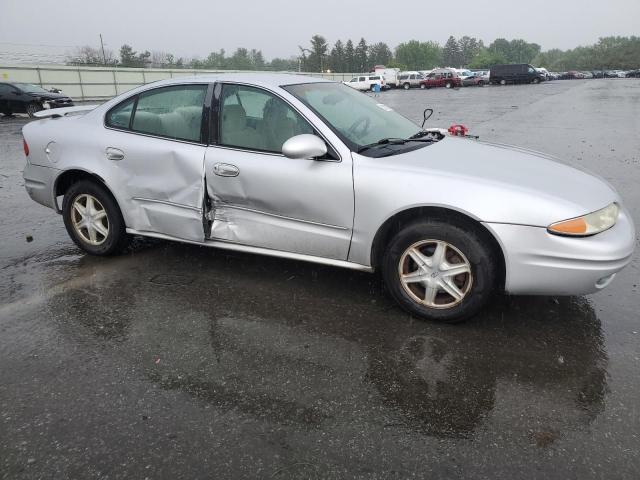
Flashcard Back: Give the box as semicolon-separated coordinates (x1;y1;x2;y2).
398;239;473;309
71;194;109;246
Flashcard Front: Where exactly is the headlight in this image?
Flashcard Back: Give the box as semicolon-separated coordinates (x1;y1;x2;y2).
548;203;619;237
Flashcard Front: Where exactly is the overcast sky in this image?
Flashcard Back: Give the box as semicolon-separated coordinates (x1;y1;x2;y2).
1;0;639;62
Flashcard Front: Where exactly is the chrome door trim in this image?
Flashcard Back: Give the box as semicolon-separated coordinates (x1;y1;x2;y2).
125;228;373;272
216;203;349;231
132;197;202;213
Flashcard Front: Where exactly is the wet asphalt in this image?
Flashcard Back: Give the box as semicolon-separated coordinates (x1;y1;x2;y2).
1;79;639;479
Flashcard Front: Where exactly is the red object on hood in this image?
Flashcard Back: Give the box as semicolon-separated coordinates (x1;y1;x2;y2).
448;124;468;136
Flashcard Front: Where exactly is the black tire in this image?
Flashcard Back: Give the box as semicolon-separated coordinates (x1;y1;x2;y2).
419;83;426;89
532;77;540;84
477;80;485;86
445;81;453;89
500;79;507;85
62;179;130;256
26;102;41;118
382;220;498;323
403;83;410;90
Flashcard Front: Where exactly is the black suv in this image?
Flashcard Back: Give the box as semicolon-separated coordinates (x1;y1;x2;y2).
0;82;74;117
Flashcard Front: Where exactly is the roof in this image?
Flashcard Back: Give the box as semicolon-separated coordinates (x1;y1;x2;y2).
148;72;335;88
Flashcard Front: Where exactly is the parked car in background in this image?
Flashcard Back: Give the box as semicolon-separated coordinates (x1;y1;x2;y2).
460;72;487;87
420;68;462;89
591;70;605;78
626;69;640;78
22;73;635;323
345;75;386;91
490;64;546;85
397;72;425;89
565;71;585;79
535;67;552;80
373;66;400;88
0;82;74;117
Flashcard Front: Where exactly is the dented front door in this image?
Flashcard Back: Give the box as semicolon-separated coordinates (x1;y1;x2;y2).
203;147;354;260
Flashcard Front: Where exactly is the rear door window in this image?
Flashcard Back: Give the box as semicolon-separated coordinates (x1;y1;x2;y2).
131;85;207;142
105;97;135;129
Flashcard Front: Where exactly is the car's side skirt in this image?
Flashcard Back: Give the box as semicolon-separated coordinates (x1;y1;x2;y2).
126;228;374;273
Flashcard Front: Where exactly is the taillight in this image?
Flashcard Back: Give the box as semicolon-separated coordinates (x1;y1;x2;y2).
23;139;29;156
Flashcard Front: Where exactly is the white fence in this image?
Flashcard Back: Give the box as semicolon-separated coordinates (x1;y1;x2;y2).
0;65;360;101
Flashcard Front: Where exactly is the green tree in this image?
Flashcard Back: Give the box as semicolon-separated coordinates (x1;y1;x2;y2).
269;57;299;71
250;49;265;70
459;36;483;65
355;38;368;72
228;48;252;70
368;42;393;67
395;40;441;70
442;36;463;67
344;39;355;72
205;49;226;69
329;40;345;72
468;48;506;69
119;44;137;67
303;34;328;71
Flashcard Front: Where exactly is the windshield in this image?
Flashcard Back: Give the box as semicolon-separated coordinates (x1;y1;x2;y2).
16;83;50;94
283;82;422;151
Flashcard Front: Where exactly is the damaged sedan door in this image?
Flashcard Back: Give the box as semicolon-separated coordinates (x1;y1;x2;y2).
204;83;354;260
102;84;210;242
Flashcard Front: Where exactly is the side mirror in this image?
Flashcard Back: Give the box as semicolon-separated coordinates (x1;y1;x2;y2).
282;134;327;160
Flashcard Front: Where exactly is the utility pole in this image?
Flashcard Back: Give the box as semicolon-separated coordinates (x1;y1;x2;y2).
99;34;107;66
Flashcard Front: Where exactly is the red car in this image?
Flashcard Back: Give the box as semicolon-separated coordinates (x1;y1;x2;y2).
420;69;462;89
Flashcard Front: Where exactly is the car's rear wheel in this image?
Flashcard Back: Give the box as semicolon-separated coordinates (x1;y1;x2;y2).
382;220;497;323
477;80;485;86
420;83;426;89
445;81;453;89
532;77;540;84
26;102;41;118
500;79;507;85
403;83;410;90
62;180;130;256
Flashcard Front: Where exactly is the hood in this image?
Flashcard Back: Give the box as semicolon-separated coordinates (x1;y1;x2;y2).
362;137;619;227
27;91;70;100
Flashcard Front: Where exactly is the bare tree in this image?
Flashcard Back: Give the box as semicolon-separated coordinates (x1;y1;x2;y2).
67;45;115;65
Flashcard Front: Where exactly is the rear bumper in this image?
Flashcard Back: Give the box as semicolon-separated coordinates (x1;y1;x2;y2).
485;207;636;295
23;163;59;210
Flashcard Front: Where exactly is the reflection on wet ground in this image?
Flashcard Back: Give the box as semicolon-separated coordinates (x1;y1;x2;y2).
38;239;608;438
1;80;640;479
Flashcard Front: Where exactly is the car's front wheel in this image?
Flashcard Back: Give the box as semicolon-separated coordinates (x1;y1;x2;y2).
382;220;497;323
25;102;41;118
445;81;453;89
403;83;410;90
62;180;130;255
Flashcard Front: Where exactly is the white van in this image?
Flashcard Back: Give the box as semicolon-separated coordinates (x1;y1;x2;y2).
374;67;400;88
344;75;386;91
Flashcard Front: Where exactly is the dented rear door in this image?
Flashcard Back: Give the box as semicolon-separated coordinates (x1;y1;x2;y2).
102;83;209;242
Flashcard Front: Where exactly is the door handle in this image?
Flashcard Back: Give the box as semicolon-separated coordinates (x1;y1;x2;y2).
213;163;239;177
105;147;125;161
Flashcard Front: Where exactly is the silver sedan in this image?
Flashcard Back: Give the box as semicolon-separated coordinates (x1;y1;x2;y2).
22;74;635;322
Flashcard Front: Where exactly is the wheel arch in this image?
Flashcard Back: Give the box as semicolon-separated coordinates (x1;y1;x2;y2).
369;206;506;290
53;169;116;214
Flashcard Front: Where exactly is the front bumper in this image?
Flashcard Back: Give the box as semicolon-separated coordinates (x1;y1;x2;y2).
44;99;75;109
484;207;636;295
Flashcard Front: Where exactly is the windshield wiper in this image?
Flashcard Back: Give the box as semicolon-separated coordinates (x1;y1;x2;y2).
357;136;433;154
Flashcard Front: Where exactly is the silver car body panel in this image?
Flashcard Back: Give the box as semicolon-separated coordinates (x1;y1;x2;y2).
22;73;636;296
